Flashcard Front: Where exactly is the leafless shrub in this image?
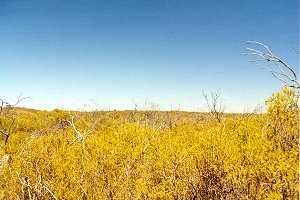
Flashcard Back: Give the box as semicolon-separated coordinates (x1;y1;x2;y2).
125;101;182;130
242;104;263;119
163;111;182;130
130;100;139;123
202;90;225;123
138;102;161;129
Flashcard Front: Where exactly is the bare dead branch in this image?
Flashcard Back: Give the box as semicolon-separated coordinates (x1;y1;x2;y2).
0;94;29;144
13;93;30;107
67;116;83;140
43;185;58;200
0;130;9;144
289;46;300;54
243;41;299;89
66;115;88;154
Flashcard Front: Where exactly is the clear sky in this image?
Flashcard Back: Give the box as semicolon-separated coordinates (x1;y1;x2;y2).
0;0;298;112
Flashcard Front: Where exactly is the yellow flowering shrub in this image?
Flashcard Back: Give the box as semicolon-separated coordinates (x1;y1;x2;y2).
0;88;298;199
265;87;299;150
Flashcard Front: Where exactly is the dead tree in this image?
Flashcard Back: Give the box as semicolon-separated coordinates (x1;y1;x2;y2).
243;41;299;89
202;90;225;122
0;94;28;144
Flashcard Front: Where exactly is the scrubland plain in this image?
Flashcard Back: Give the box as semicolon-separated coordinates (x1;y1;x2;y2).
0;87;298;199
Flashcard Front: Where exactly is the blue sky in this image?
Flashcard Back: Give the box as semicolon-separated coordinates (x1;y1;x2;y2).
0;0;298;112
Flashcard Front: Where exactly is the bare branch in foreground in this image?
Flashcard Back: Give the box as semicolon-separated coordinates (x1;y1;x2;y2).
242;41;299;89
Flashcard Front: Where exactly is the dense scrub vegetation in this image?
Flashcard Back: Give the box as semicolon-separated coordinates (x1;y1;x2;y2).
0;87;298;199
